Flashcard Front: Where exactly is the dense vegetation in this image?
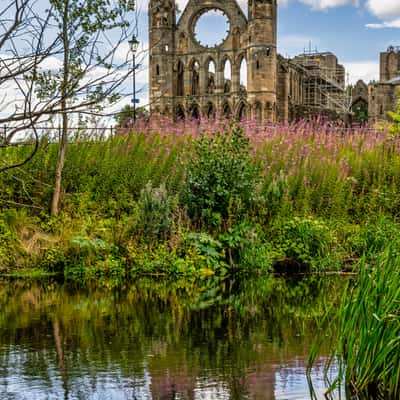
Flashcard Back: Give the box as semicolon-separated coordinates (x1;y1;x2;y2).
1;120;400;282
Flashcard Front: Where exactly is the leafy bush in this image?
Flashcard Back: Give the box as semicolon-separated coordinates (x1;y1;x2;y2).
219;222;272;271
183;126;260;223
137;182;177;242
0;210;20;267
274;217;334;268
349;216;400;257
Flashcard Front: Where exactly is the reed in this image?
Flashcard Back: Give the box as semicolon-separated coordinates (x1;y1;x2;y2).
309;250;400;398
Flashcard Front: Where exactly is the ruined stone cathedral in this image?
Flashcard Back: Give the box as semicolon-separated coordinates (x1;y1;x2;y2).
149;0;348;122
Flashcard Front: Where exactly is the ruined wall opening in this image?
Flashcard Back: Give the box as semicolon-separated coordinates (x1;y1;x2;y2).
189;103;200;120
190;60;200;96
206;102;216;119
237;102;247;120
175;104;185;120
223;59;232;93
240;57;247;91
223;102;232;118
207;59;216;94
176;61;185;96
193;9;230;48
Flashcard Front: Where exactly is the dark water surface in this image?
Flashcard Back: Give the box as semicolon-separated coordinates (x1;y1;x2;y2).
0;276;346;399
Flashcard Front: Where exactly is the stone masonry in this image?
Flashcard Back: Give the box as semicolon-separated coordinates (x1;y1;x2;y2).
148;0;348;122
369;46;400;120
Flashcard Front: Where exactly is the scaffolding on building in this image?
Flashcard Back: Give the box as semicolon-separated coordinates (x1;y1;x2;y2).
292;51;351;115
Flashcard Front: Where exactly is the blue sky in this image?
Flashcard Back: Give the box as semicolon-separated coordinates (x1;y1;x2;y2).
4;0;399;115
133;0;400;90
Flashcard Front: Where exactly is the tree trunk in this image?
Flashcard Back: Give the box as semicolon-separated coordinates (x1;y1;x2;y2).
51;0;69;216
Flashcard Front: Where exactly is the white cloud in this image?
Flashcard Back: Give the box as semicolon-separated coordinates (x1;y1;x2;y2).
366;0;400;29
300;0;358;10
343;61;379;84
279;34;321;56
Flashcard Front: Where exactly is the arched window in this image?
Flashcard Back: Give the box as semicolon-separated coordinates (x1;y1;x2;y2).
206;102;216;119
206;59;216;94
222;102;232;119
191;60;200;96
175;104;185;120
237;102;247;121
223;59;232;93
176;61;184;96
189;103;200;120
239;57;247;91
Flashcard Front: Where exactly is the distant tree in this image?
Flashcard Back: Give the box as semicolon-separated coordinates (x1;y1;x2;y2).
115;104;150;127
32;0;136;215
352;99;368;123
0;0;138;184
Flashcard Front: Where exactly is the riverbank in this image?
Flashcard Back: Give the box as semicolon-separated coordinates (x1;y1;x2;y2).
2;122;400;283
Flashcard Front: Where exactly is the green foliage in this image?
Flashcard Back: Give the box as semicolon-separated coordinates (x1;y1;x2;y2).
274;217;334;268
387;93;400;138
311;250;400;398
0;210;20;267
183;126;260;223
137;182;177;242
115;105;149;126
219;222;272;271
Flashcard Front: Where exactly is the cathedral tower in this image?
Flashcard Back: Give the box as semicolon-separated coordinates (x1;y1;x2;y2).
247;0;277;121
149;0;176;115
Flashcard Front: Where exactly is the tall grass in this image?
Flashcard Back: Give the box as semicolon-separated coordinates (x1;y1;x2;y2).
309;250;400;398
0;120;395;217
1;120;400;275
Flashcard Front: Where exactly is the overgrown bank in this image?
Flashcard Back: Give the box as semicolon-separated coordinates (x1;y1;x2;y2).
1;123;400;283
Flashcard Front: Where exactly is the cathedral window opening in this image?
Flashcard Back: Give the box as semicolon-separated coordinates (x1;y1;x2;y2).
165;44;169;52
207;102;216;119
238;102;247;120
193;9;230;48
190;104;200;120
176;61;184;96
156;65;160;76
191;60;200;96
240;57;248;91
175;104;185;120
223;102;232;118
223;59;232;93
256;60;260;70
207;59;216;94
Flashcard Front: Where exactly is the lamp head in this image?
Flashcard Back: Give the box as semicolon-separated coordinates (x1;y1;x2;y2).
129;35;139;54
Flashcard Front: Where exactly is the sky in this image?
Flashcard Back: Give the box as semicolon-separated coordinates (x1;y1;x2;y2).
2;0;400;124
132;0;400;98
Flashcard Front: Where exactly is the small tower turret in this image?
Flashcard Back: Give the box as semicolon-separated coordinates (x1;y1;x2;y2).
149;0;176;115
247;0;277;121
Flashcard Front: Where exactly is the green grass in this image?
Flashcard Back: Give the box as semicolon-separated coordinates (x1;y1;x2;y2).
309;250;400;398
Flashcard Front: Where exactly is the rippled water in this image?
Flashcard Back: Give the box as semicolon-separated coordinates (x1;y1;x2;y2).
0;276;347;399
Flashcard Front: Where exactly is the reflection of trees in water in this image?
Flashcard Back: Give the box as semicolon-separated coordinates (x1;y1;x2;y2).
0;277;345;399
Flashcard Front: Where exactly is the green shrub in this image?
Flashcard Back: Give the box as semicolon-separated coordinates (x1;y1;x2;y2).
346;216;400;258
0;209;24;267
311;249;400;397
137;182;177;242
219;222;272;271
274;217;334;268
183;126;260;224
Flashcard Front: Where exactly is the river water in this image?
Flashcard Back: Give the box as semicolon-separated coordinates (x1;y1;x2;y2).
0;276;347;399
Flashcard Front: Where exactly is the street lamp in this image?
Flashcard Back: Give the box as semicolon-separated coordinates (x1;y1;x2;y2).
129;34;139;123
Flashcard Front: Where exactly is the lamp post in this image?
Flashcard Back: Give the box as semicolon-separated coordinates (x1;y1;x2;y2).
128;34;139;123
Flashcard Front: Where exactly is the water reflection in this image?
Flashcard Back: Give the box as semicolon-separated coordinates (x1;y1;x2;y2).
0;276;346;399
